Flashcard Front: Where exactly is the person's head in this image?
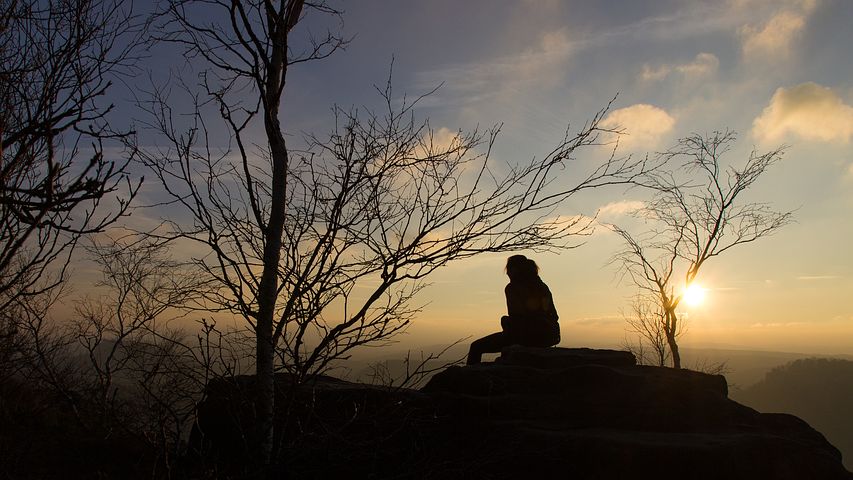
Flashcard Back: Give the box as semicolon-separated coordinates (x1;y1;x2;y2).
505;254;539;283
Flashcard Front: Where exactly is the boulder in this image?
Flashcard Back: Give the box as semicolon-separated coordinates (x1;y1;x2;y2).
191;347;853;479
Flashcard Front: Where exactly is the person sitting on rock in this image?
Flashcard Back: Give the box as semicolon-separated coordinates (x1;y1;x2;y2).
467;254;560;365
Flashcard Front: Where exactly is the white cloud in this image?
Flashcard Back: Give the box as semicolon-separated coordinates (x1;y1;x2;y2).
600;104;675;150
415;127;462;156
752;82;853;144
676;53;720;78
598;200;646;218
796;275;840;281
640;65;670;82
640;53;720;82
738;0;818;61
740;11;805;60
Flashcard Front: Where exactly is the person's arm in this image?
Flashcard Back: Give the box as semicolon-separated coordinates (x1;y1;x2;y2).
505;283;525;318
542;284;559;323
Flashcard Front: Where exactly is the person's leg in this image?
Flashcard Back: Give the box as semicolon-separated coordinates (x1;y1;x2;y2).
467;331;513;365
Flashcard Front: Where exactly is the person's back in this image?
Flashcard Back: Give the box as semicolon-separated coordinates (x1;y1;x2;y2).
504;279;559;346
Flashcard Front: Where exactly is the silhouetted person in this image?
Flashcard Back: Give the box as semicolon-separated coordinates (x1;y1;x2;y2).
467;255;560;365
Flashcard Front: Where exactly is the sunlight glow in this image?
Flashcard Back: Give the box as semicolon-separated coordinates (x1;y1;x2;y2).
683;284;707;307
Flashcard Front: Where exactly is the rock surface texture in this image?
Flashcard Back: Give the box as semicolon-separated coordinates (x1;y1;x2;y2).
192;347;853;479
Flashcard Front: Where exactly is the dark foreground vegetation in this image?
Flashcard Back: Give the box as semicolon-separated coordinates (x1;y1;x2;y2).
3;347;850;479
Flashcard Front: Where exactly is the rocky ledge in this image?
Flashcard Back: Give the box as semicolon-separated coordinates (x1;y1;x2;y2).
192;347;852;479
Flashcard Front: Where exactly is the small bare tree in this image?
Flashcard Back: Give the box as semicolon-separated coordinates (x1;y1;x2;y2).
71;238;207;430
8;234;248;474
621;294;680;367
610;131;793;368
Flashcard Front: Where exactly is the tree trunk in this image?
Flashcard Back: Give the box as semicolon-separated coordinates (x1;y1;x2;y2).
254;2;302;467
666;310;681;369
255;111;289;467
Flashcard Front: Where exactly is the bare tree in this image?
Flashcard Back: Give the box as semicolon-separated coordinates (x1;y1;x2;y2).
71;238;206;429
70;237;249;469
136;0;651;466
0;276;75;401
610;131;793;369
6;233;248;474
137;0;347;464
0;0;143;317
621;294;679;367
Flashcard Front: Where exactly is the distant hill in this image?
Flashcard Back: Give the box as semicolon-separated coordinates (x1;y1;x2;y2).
679;347;810;386
732;358;853;470
344;343;843;389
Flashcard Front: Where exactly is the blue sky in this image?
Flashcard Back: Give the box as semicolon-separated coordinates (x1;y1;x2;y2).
98;0;853;355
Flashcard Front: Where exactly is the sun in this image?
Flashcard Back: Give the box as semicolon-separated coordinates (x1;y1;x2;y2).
683;283;706;307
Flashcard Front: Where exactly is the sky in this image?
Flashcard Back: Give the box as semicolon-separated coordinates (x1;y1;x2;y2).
89;0;853;357
307;0;853;355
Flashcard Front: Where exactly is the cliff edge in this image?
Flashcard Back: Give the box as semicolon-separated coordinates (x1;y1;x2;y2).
192;347;852;479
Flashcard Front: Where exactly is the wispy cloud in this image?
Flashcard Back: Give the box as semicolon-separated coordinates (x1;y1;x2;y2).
574;315;624;327
740;11;806;60
796;275;840;281
640;53;720;82
750;321;808;328
752;82;853;144
728;0;817;10
413;29;573;106
597;200;646;219
737;0;818;61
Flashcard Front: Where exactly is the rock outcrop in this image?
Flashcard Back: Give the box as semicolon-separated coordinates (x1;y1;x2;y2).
191;347;852;479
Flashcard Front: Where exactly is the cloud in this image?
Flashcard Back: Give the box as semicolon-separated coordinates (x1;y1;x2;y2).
752;82;853;144
414;127;463;157
640;65;670;82
600;104;675;150
738;0;818;61
796;275;840;281
598;200;646;218
676;53;721;77
728;0;817;14
414;29;573;106
640;53;720;82
574;315;624;327
749;321;808;328
740;11;805;59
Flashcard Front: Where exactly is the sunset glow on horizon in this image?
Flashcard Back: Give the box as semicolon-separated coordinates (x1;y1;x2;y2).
48;0;853;358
